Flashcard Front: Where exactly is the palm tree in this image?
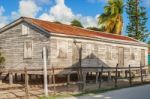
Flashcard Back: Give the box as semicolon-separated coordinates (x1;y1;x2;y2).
98;0;124;35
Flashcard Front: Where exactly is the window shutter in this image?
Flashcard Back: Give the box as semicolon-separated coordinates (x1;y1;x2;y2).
57;40;68;58
106;46;111;60
24;41;32;58
22;24;29;35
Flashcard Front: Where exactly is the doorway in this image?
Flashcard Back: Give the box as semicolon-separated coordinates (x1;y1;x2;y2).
141;49;145;66
72;42;82;67
118;47;124;66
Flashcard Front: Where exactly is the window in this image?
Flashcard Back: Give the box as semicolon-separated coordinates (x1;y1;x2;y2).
57;40;68;58
86;44;95;59
22;24;29;35
24;41;32;58
106;46;112;60
130;48;135;60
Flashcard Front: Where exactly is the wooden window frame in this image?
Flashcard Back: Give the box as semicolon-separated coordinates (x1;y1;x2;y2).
130;48;135;60
106;45;112;60
22;24;29;36
57;40;68;58
141;49;145;66
118;47;124;66
24;41;33;59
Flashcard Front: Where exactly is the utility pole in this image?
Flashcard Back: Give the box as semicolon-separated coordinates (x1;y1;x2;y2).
43;47;48;96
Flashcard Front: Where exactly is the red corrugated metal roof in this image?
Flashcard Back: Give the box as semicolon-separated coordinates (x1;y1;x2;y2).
25;17;137;42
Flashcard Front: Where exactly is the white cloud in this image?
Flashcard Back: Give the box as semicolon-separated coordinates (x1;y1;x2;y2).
0;6;8;28
11;0;41;19
40;0;74;24
39;0;98;27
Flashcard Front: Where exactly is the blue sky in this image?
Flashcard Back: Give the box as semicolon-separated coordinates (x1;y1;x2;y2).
0;0;149;41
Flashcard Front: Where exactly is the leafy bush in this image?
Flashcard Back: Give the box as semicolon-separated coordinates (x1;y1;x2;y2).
0;52;5;69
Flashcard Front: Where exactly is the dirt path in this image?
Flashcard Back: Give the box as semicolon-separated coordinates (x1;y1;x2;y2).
66;84;150;99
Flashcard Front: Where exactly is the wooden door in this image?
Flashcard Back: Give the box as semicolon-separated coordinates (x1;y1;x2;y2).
72;43;82;67
118;47;124;66
141;49;145;66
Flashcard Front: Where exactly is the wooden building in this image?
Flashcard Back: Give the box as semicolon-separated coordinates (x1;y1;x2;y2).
0;17;148;76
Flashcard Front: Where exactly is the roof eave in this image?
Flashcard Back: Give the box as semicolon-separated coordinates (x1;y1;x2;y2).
50;32;148;47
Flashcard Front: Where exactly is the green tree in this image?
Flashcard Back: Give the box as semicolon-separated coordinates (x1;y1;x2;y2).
98;0;124;35
126;0;149;41
53;21;62;24
0;52;5;69
71;19;83;28
148;41;150;45
86;27;105;32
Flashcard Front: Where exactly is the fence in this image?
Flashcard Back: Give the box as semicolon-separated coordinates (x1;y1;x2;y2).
0;64;149;98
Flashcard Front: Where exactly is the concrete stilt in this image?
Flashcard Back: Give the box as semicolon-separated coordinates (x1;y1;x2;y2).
9;73;13;85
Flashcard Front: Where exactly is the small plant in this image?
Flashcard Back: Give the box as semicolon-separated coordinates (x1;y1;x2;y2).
0;52;5;69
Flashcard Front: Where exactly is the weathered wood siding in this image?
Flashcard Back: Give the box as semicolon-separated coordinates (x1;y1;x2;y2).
0;22;50;69
50;36;148;68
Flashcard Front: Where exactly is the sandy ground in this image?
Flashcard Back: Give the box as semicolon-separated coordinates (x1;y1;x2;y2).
67;84;150;99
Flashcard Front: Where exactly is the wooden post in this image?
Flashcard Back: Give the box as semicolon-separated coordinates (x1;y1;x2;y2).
129;65;132;86
96;72;99;84
99;66;103;88
118;71;121;77
21;74;24;81
15;73;17;82
24;67;29;99
43;47;48;96
140;64;143;84
29;74;31;81
48;75;52;84
67;73;70;91
9;72;13;85
115;64;118;87
78;67;83;91
108;71;111;81
125;70;128;78
52;67;56;94
83;72;87;90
